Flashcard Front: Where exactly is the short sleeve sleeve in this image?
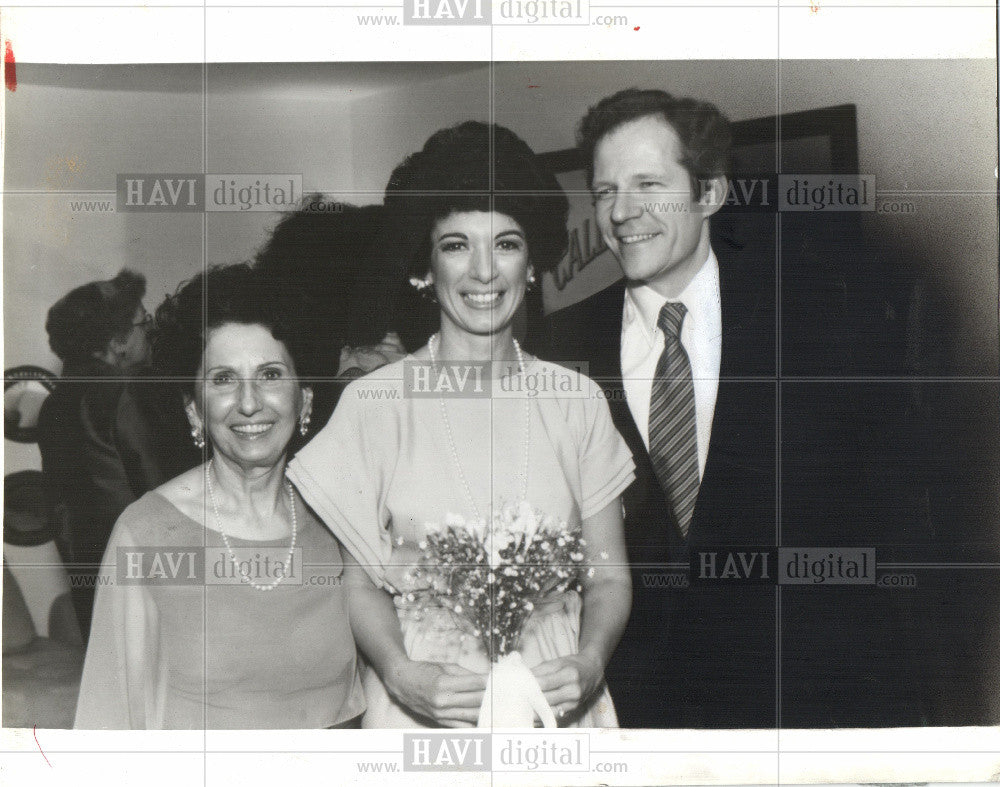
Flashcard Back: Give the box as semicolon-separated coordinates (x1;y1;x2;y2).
287;373;398;586
75;515;160;729
576;382;635;521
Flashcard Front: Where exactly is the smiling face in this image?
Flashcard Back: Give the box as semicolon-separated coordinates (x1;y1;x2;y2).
592;114;724;298
429;210;531;339
186;322;312;472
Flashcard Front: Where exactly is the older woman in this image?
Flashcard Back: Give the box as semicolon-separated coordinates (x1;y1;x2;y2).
289;122;635;728
74;263;364;729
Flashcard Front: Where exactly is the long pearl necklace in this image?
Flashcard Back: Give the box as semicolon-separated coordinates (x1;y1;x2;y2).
427;333;531;521
205;459;297;592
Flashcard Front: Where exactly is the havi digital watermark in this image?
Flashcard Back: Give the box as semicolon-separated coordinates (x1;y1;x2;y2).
404;0;589;24
117;173;302;212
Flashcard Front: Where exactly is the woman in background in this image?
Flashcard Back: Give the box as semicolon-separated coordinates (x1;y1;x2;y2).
289;123;634;728
38;269;161;640
74;263;363;729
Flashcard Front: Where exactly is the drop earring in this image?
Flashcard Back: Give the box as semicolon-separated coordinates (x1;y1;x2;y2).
299;413;311;437
191;425;206;450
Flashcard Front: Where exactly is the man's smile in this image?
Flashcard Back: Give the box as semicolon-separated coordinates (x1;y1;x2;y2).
617;232;661;245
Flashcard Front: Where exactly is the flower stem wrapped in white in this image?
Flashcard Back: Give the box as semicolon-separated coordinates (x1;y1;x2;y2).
476;652;557;728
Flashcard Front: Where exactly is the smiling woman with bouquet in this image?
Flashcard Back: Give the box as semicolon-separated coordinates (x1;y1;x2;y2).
288;122;635;728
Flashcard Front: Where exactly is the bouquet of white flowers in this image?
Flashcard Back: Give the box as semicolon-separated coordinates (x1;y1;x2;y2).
408;501;588;726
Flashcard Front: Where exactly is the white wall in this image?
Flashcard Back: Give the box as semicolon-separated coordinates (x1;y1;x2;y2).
204;80;356;266
4;78;205;372
3;63;496;374
493;60;781;153
348;66;493;200
3;66;363;376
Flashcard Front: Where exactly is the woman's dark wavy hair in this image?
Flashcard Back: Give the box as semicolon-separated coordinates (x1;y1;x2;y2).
151;263;315;394
577;88;732;192
254;197;387;350
384;121;570;277
45;269;146;365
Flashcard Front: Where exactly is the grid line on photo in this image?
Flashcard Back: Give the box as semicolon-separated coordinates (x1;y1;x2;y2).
769;155;779;780
200;17;208;766
9;373;1000;383
1;3;997;6
773;51;783;753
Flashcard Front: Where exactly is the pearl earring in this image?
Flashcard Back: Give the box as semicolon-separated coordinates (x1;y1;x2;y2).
191;425;206;450
299;413;311;437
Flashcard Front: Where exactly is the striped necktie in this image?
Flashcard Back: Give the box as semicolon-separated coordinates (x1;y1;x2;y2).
648;301;700;538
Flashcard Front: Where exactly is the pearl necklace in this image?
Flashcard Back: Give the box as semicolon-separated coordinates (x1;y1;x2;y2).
205;459;297;592
427;333;531;521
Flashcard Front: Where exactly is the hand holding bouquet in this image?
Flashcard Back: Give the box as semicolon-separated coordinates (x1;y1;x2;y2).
407;501;588;726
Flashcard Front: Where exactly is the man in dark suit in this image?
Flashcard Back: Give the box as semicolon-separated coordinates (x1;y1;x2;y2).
542;89;777;728
541;88;930;729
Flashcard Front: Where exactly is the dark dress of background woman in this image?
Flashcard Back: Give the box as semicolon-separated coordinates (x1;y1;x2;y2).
37;269;163;640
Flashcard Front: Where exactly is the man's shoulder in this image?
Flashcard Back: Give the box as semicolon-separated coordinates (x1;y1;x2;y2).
547;280;626;323
539;280;626;361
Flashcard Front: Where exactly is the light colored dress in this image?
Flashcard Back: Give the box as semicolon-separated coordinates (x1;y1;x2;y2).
74;491;365;729
288;354;635;728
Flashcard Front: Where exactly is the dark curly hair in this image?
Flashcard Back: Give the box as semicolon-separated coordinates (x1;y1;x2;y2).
253;198;403;428
254;197;388;351
577;88;733;193
151;263;316;394
45;269;146;364
384;121;570;277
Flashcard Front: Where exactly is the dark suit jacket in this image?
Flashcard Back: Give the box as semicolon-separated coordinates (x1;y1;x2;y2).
540;215;928;728
542;218;776;728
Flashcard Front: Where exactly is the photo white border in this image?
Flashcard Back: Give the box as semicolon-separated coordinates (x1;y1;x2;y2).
1;3;996;786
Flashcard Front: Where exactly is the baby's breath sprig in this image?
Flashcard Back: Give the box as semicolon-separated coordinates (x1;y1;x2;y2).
409;502;586;661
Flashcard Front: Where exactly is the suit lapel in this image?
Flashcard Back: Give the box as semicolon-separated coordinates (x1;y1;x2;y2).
693;217;776;544
693;245;740;535
588;283;653;478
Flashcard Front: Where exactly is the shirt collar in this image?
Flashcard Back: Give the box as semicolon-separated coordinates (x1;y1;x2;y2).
623;246;720;339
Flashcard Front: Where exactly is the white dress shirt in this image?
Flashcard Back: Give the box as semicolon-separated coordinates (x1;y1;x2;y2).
620;248;723;479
